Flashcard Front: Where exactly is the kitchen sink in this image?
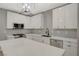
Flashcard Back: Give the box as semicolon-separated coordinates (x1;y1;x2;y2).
42;35;51;37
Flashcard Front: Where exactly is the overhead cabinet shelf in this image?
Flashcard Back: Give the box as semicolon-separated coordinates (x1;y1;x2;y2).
7;11;44;29
52;4;78;29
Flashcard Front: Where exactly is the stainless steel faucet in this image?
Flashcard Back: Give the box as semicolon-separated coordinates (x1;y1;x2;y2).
45;28;50;36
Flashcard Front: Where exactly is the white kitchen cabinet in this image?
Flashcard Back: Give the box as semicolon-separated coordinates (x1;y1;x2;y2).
63;44;77;56
52;8;59;29
63;40;77;56
7;11;15;28
50;37;78;56
42;37;50;44
53;6;65;29
58;7;65;29
7;11;30;29
32;37;44;43
26;34;50;45
24;17;31;29
31;14;43;28
64;4;78;29
32;37;50;45
52;4;78;29
7;11;43;29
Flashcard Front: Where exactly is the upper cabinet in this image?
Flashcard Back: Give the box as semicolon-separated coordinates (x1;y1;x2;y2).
31;14;43;28
52;4;78;29
64;4;78;29
7;12;14;29
7;11;43;29
53;6;65;29
7;11;30;29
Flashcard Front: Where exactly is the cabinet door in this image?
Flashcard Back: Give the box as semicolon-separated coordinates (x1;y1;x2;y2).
8;12;24;24
58;7;65;29
63;41;77;56
52;4;78;29
52;8;59;28
53;7;65;29
7;12;22;28
7;11;31;29
31;14;43;28
63;44;72;56
7;12;15;28
24;16;31;29
63;44;77;56
43;37;50;44
65;4;78;29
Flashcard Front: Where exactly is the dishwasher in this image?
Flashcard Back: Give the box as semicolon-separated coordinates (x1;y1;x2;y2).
50;39;63;48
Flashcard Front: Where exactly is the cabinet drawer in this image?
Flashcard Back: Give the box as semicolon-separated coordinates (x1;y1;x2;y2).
63;41;77;47
63;44;77;56
63;43;77;48
63;40;77;44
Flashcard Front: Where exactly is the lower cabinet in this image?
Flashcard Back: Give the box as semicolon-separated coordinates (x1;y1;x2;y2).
27;34;78;56
41;37;50;44
50;39;77;56
63;41;77;56
26;34;50;45
32;37;50;45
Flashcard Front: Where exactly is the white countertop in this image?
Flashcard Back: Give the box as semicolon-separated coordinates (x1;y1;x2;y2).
26;34;77;42
0;38;65;56
7;34;78;43
51;36;77;42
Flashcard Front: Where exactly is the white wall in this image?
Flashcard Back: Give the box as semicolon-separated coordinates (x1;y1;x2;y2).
0;9;7;41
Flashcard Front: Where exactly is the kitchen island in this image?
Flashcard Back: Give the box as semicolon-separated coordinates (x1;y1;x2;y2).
0;38;65;56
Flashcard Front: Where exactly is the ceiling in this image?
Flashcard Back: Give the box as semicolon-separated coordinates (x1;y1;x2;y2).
0;3;66;16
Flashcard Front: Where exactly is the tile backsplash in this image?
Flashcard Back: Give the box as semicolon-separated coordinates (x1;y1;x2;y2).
52;29;77;38
29;29;45;34
26;29;77;39
6;29;31;35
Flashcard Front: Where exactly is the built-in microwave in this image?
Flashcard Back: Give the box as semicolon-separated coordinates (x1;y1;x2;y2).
13;23;24;29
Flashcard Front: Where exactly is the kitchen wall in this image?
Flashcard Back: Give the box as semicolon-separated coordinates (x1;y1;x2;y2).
0;9;7;41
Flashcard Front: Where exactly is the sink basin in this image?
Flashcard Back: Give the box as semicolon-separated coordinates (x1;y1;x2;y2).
42;35;51;37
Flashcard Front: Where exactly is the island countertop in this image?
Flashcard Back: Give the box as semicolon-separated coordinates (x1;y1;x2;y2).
0;38;65;56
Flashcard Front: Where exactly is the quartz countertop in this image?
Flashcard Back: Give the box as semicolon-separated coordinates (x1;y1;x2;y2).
0;38;65;56
51;36;77;41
